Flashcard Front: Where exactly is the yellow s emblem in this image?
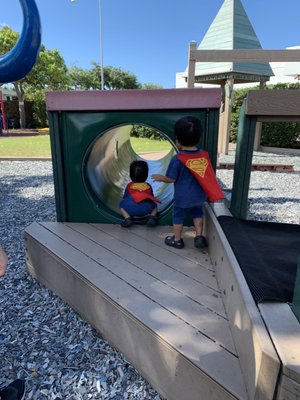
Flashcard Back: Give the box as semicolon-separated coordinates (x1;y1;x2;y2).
186;158;208;178
131;183;149;191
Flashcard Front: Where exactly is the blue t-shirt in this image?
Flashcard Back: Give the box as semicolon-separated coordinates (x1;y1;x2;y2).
166;150;207;208
119;182;157;216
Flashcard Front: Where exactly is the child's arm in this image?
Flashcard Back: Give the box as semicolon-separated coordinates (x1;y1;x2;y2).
151;174;175;183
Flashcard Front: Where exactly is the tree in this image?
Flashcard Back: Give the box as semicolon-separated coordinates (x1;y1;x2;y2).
68;66;95;90
0;26;69;128
23;46;69;127
67;64;142;91
91;63;141;90
141;83;164;89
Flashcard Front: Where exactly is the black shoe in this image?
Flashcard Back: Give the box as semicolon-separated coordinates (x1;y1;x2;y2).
194;235;208;248
146;215;158;227
121;217;133;228
165;235;184;249
0;379;26;400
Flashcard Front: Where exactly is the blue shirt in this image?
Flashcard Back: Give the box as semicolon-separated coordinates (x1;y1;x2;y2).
119;182;157;216
166;150;207;208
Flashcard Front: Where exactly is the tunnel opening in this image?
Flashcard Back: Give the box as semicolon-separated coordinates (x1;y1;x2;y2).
83;123;177;220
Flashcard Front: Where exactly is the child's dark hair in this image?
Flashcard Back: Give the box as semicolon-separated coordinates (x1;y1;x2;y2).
130;160;149;182
174;116;202;146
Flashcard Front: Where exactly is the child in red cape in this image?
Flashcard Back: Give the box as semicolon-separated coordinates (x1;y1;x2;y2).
152;116;224;249
120;160;161;228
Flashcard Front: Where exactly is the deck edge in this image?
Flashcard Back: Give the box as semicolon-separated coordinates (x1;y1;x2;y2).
205;203;281;400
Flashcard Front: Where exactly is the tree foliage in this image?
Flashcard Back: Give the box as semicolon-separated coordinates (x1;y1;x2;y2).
90;63;141;90
0;26;69;127
0;25;162;128
230;83;300;148
0;25;18;54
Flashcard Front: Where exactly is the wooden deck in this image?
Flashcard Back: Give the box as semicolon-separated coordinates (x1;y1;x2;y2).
24;205;300;400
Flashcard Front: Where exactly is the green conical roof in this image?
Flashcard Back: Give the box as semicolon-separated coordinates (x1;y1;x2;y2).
193;0;274;83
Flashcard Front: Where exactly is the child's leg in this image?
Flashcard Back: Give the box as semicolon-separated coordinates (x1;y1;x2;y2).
150;207;157;216
193;217;204;236
147;207;158;227
120;207;131;219
119;208;133;227
164;207;185;249
173;224;183;241
190;207;207;248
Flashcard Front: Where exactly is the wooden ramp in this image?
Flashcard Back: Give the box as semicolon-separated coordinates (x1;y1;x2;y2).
25;206;290;400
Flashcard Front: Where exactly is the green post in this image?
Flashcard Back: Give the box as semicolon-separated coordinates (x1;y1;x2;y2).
230;98;257;219
204;109;220;170
292;256;300;323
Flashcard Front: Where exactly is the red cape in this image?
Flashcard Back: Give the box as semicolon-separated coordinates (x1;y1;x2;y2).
127;182;161;204
177;151;224;202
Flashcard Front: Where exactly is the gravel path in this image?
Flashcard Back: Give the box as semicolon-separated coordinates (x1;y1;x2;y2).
0;151;299;398
217;151;300;224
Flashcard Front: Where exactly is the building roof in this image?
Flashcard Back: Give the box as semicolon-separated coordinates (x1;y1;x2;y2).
193;0;274;84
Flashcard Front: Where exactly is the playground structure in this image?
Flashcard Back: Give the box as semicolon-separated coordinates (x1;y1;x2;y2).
187;42;300;156
25;87;300;400
45;89;220;225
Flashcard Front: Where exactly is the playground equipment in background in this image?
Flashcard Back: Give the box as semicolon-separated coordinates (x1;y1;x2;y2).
46;88;221;225
187;43;300;155
0;0;41;134
0;0;41;84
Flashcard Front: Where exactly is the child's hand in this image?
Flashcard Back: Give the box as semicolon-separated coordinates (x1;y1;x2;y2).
151;174;164;182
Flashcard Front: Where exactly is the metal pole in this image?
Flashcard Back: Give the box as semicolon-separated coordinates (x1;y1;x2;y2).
71;0;104;89
99;0;104;90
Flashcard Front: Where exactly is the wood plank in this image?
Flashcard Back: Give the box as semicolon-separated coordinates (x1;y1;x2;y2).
259;303;300;383
90;224;225;313
44;222;236;353
218;162;294;172
25;222;247;399
104;223;215;272
190;49;300;63
45;89;221;111
92;223;216;282
246;90;300;117
277;375;300;400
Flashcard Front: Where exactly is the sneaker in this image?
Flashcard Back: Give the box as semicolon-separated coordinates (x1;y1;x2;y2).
194;235;208;248
164;235;184;249
146;215;158;227
0;379;26;400
121;217;133;228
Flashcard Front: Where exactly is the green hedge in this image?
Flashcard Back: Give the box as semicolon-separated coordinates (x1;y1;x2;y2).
130;124;165;140
230;84;300;149
261;122;300;148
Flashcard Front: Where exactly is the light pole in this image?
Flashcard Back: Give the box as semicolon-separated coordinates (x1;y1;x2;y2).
99;0;104;90
71;0;104;89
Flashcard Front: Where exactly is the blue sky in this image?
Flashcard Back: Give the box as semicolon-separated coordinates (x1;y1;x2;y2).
2;0;300;88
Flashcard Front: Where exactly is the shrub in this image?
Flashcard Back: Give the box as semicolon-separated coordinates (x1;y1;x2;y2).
130;124;164;140
261;122;300;148
230;83;300;148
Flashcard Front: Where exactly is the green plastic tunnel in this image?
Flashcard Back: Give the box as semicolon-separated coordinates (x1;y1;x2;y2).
84;123;176;216
46;89;221;224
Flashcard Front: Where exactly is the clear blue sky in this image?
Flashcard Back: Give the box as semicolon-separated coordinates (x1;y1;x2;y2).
2;0;300;88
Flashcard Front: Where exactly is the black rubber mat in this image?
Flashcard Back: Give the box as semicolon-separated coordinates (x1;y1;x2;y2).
218;216;300;303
